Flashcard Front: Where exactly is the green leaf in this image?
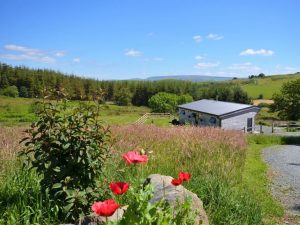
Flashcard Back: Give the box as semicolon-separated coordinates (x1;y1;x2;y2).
52;183;62;189
63;202;74;212
63;143;71;149
53;167;61;172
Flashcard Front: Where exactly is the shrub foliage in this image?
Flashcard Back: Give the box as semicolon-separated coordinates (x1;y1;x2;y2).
20;99;111;222
271;78;300;120
148;92;193;113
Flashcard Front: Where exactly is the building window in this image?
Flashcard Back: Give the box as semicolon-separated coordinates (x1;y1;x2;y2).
209;117;216;124
181;110;185;115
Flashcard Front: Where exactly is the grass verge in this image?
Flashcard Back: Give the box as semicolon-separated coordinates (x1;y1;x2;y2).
244;134;300;224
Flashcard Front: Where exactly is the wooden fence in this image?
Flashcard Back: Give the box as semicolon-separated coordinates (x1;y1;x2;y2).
271;121;300;133
134;113;175;125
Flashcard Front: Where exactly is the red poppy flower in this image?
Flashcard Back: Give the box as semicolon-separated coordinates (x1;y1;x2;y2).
110;182;129;195
91;199;120;217
171;178;182;186
122;151;148;165
179;172;191;182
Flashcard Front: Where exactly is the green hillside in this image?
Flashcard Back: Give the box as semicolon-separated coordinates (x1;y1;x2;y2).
238;73;300;99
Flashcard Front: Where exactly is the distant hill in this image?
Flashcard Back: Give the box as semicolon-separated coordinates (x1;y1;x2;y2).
143;75;233;82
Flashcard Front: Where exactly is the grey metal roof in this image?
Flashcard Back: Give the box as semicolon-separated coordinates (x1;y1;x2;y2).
178;99;256;116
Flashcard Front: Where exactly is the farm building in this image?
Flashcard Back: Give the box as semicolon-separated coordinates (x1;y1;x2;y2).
178;99;260;132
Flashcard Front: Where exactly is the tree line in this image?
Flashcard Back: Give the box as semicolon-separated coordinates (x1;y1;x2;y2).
0;62;250;105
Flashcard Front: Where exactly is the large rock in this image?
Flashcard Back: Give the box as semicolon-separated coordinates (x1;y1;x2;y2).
145;174;209;225
75;206;127;225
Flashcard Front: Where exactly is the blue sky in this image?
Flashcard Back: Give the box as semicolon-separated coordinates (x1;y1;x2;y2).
0;0;299;79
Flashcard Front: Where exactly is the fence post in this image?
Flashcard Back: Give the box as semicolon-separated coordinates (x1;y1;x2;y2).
260;124;262;133
272;122;274;133
243;127;246;133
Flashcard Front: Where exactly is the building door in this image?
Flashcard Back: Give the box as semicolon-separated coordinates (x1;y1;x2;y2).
247;118;253;132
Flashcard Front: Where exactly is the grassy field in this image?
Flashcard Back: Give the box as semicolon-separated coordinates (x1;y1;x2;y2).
1;124;296;225
0;126;254;224
0;95;279;128
0;96;172;127
0;95;299;224
236;73;300;99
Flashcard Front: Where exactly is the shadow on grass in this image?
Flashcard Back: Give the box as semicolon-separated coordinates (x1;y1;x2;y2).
280;136;300;145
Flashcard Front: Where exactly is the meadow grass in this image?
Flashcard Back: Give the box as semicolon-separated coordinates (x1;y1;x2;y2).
0;96;37;126
0;96;158;126
237;73;300;99
0;127;59;225
0;104;294;224
0;125;262;225
103;125;263;225
0;95;277;128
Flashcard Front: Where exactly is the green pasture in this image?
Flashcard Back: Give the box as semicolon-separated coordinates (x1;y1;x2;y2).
0;96;172;127
238;73;300;99
0;95;299;224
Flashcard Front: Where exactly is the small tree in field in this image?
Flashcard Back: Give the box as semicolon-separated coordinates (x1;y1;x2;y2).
148;92;193;113
148;92;178;113
177;94;193;105
114;87;133;106
1;85;19;97
233;86;251;104
271;79;300;120
20;94;111;222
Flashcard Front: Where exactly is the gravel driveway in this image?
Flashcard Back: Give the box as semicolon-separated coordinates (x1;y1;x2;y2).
263;145;300;215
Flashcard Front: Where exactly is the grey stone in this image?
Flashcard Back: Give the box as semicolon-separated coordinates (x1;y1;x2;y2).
75;206;127;225
145;174;209;225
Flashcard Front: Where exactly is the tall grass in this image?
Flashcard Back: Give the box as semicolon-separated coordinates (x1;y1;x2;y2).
103;125;261;225
0;126;271;225
0;127;59;224
0;127;24;182
0;165;59;225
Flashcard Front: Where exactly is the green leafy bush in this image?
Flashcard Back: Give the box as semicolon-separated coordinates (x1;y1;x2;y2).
148;92;193;113
113;87;133;106
20;99;111;222
117;184;196;225
271;78;300;120
0;85;19;97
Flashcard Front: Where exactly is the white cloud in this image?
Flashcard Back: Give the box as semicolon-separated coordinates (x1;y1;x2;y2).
1;44;66;64
153;57;163;61
147;32;155;36
4;44;42;56
125;49;142;57
285;66;300;71
54;51;65;57
73;58;80;63
194;62;219;69
228;62;261;73
195;55;204;60
240;48;274;56
215;71;238;76
275;64;300;73
193;35;202;43
0;53;56;64
206;33;223;40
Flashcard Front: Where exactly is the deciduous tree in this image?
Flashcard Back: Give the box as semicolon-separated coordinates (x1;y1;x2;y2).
271;79;300;120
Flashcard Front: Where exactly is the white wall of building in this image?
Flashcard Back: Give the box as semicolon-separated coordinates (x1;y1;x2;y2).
221;111;256;132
